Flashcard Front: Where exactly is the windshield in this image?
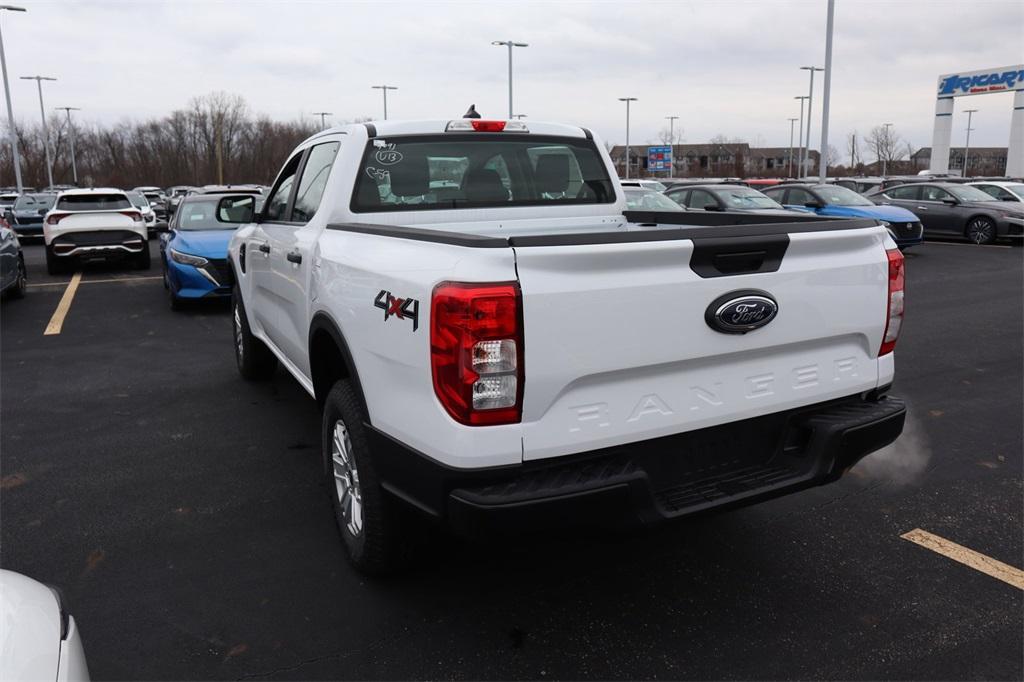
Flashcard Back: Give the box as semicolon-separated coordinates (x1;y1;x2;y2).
948;185;999;202
624;188;684;211
56;194;132;211
14;194;56;211
815;185;875;206
352;134;615;213
127;192;150;209
641;181;667;192
144;193;163;203
716;187;784;209
176;199;240;230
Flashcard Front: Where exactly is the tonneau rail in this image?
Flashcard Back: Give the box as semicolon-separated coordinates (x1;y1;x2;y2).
326;213;883;249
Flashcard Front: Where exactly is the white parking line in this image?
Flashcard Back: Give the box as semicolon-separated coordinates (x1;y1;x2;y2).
901;528;1024;590
924;241;1011;249
43;272;82;336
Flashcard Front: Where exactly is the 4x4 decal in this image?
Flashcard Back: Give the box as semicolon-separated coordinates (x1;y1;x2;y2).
374;290;419;331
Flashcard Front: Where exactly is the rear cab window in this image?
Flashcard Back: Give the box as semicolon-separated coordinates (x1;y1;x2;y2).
56;194;132;211
350;134;615;213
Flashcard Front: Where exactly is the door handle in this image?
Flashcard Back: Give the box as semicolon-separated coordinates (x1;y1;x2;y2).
286;251;302;265
257;243;270;254
915;206;927;210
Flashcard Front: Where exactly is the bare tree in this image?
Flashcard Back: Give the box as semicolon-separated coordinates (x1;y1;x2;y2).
866;124;906;170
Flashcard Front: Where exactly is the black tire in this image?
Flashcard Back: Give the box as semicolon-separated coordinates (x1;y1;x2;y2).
167;284;183;311
232;286;277;379
965;216;997;245
322;379;411;575
6;257;26;299
135;242;151;270
45;245;67;275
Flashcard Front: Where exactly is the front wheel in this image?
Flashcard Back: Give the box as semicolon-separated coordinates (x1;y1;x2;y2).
231;286;277;379
5;257;26;299
322;380;411;575
965;217;997;245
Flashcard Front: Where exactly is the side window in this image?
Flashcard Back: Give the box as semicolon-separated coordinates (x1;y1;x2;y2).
666;189;689;207
762;189;784;204
887;185;919;200
920;185;952;202
688;190;717;209
264;152;304;222
786;188;816;206
292;142;341;223
976;184;1010;200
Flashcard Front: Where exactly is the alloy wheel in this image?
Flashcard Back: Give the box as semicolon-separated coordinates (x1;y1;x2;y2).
331;419;363;537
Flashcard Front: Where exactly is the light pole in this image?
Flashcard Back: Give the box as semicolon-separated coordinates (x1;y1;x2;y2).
799;65;823;176
818;0;835;183
794;96;808;177
371;85;397;120
20;75;55;189
881;122;894;176
491;40;527;119
618;97;637;179
0;4;25;193
788;117;798;178
665;115;679;175
963;109;978;177
55;106;79;185
311;111;332;129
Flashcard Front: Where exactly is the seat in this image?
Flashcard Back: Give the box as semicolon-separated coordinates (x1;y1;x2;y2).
463;168;510;203
534;155;570;196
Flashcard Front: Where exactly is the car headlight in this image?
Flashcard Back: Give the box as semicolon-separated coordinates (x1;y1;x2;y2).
170;248;208;267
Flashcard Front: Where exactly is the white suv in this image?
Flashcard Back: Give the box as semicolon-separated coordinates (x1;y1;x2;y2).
43;189;150;274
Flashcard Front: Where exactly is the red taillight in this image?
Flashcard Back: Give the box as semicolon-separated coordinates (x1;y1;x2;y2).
119;210;143;222
46;212;68;226
471;120;507;132
431;281;523;426
879;248;904;356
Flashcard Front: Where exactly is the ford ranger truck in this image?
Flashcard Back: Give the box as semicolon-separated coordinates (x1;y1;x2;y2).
227;118;906;574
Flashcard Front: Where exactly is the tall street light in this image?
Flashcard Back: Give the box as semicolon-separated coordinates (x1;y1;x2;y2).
371;85;397;120
818;0;835;183
55;106;79;185
881;122;894;176
799;65;823;175
665;115;679;175
788;117;798;178
963;109;978;177
794;96;808;177
21;75;55;189
618;97;637;178
492;40;528;119
0;5;26;193
311;111;332;128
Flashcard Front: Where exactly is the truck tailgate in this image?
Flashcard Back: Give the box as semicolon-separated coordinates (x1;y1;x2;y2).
513;224;892;461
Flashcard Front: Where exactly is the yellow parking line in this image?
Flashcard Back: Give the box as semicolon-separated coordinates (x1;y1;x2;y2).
28;275;162;288
43;272;82;336
901;528;1024;590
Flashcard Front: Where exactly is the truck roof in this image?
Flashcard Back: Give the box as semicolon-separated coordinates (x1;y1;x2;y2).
308;119;592;144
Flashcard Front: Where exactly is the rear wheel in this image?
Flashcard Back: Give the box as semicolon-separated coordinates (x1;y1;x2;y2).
135;242;151;270
322;379;411;575
965;217;997;245
45;245;68;275
6;257;26;299
232;286;277;379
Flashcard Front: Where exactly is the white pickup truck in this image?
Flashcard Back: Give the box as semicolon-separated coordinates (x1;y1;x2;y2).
227;117;907;574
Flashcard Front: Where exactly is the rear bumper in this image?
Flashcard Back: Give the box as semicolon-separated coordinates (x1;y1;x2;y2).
368;394;906;535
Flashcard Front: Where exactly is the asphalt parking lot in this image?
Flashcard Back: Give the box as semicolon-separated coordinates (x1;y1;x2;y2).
2;239;1022;680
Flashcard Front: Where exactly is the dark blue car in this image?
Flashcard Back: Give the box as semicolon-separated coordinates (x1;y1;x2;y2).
159;194;253;309
5;193;56;237
763;183;924;249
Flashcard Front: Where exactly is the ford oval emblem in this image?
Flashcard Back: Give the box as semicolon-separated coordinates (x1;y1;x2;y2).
705;290;778;334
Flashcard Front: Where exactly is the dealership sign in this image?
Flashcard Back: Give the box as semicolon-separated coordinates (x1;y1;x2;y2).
647;145;673;172
937;65;1024;97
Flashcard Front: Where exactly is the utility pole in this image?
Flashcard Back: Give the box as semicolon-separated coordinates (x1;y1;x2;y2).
492;40;528;118
0;4;25;193
799;65;823;176
881;122;894;176
794;96;808;177
618;97;637;179
665;115;679;175
371;85;397;120
818;0;834;183
55;106;79;185
963;109;978;177
215;115;223;185
311;112;332;129
788;117;798;178
20;75;56;189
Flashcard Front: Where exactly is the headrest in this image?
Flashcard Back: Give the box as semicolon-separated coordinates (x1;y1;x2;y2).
534;155;570;194
463;168;509;202
387;155;429;197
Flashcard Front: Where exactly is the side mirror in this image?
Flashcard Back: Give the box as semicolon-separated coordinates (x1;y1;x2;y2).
703;205;723;212
804;201;825;209
941;197;959;205
217;195;255;224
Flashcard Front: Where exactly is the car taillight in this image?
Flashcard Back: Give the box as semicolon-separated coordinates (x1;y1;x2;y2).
879;248;904;356
431;281;523;426
444;120;528;133
45;213;68;225
119;210;143;222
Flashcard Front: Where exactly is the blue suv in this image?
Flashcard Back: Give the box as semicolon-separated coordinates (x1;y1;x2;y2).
763;183;924;249
159;194;255;309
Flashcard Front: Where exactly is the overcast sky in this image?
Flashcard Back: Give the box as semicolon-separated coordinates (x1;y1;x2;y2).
3;0;1022;160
